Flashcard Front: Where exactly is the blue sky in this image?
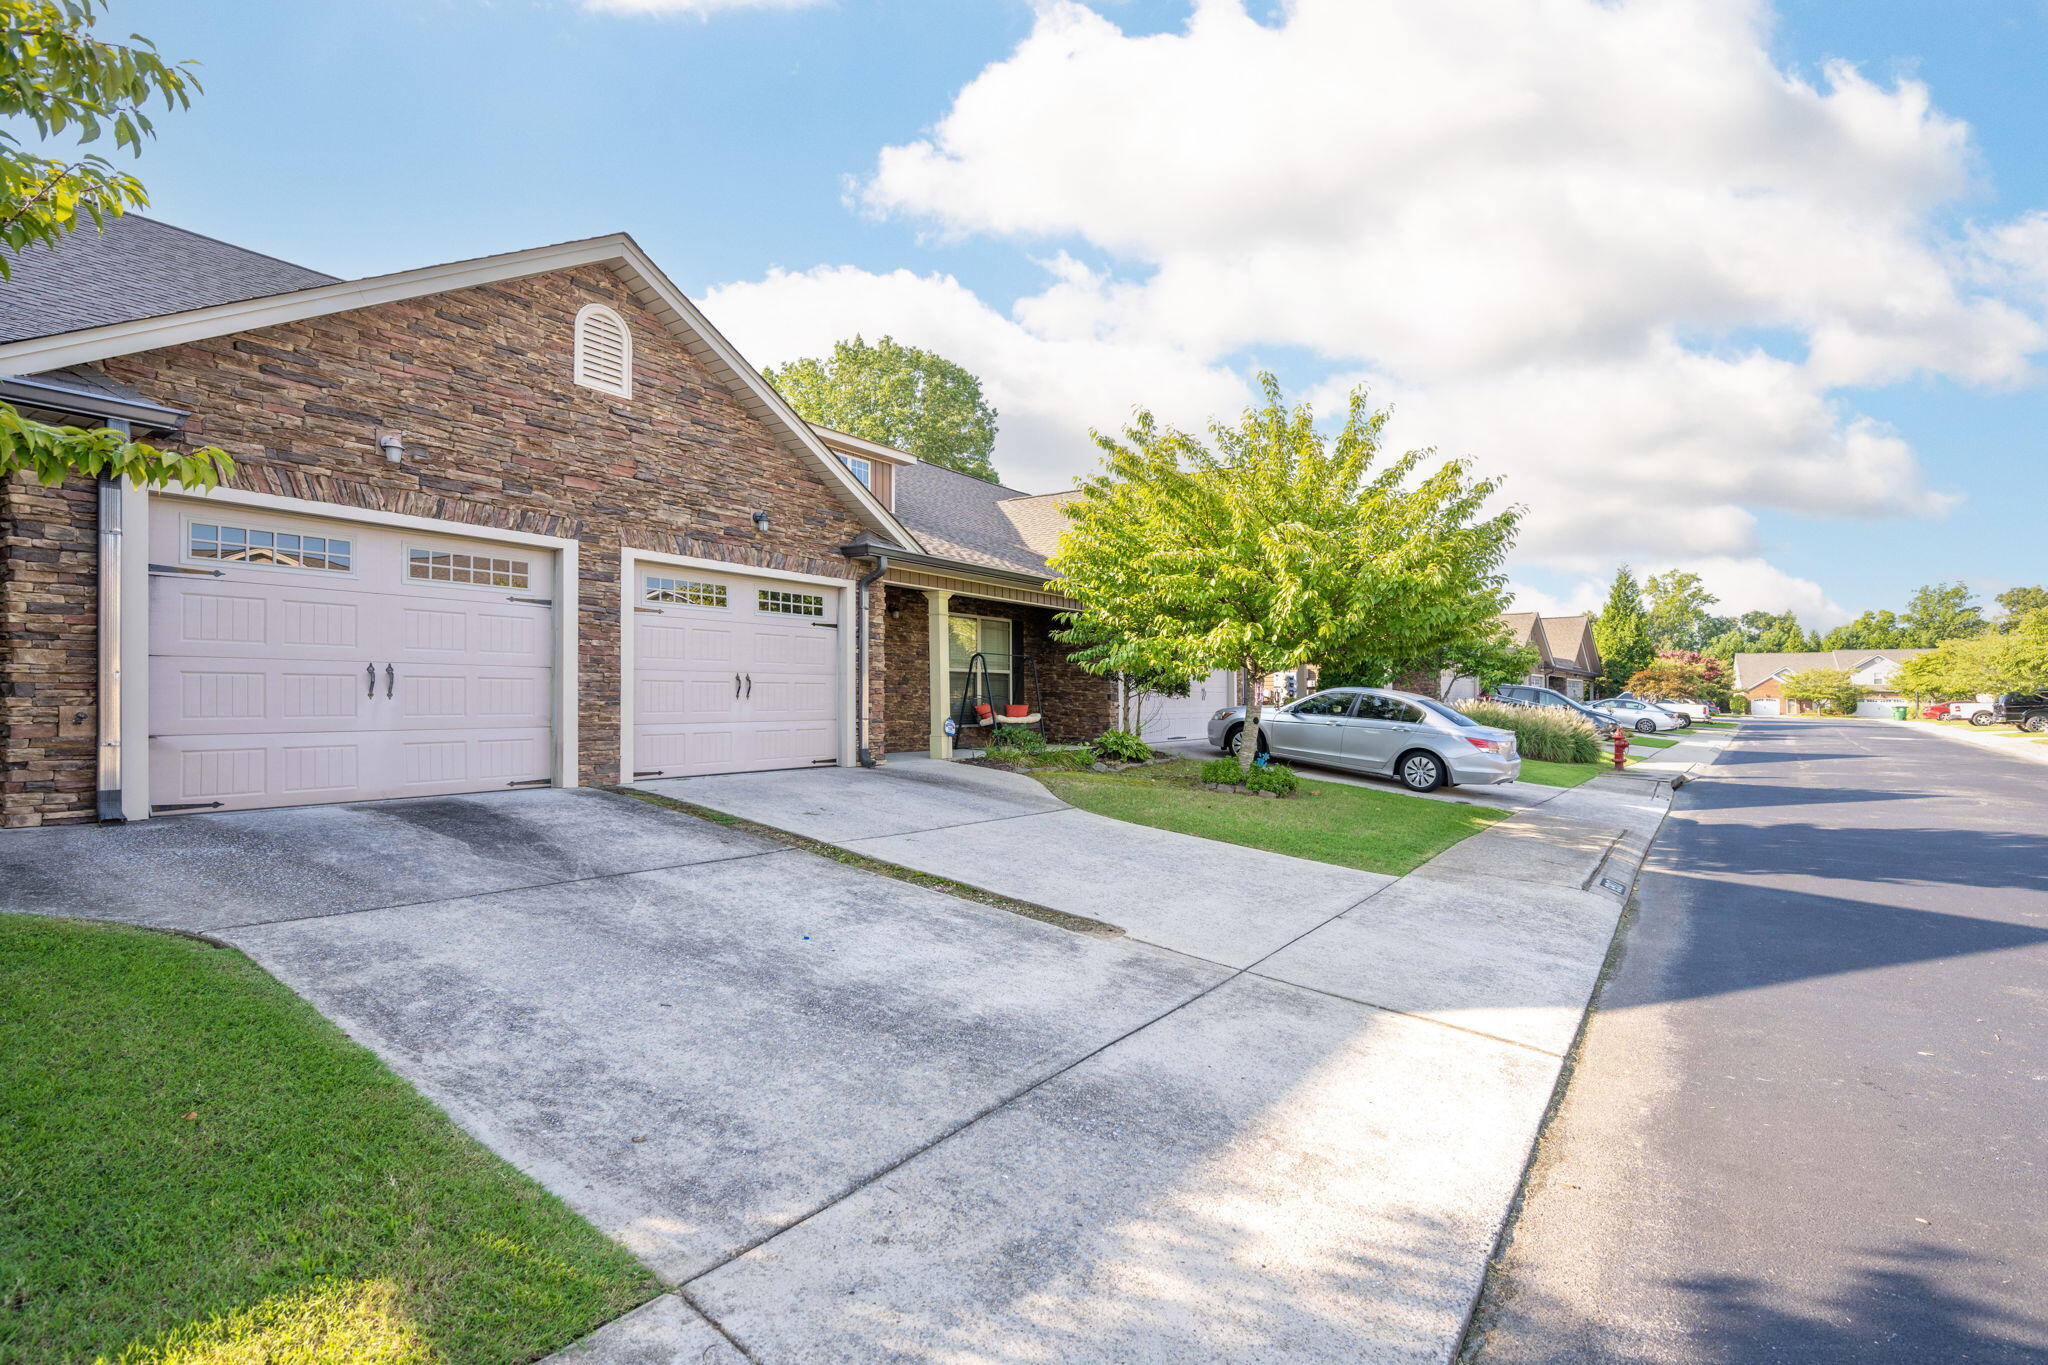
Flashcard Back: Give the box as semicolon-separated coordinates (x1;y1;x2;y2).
83;1;2048;627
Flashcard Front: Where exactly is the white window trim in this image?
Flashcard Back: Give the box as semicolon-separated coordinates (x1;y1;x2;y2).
402;543;535;593
178;509;360;580
617;548;856;783
572;302;633;399
130;486;581;821
840;454;873;488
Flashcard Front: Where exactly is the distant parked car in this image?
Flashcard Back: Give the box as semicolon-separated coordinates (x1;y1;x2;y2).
1209;687;1521;791
1485;684;1620;738
1655;698;1715;721
1989;693;2048;733
1920;703;1952;720
1589;697;1690;733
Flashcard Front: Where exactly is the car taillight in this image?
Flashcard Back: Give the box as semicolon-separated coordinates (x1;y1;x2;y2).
1467;737;1502;752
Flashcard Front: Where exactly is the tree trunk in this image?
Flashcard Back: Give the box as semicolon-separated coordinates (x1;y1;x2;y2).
1239;658;1263;774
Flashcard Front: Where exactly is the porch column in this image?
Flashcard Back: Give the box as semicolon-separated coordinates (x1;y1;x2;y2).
923;588;954;758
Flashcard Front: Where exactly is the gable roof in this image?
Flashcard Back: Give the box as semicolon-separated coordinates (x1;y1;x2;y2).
0;216;338;343
1732;649;1928;692
890;462;1078;581
0;222;912;545
1539;614;1601;674
1499;611;1547;654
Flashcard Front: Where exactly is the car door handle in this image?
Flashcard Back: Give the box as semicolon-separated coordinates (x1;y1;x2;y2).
366;663;376;698
385;664;395;700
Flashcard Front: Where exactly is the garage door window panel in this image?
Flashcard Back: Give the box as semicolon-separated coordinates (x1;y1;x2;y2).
189;521;352;573
407;548;531;590
645;577;728;608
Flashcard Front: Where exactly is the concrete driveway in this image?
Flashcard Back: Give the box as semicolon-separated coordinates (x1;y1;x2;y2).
3;775;1652;1363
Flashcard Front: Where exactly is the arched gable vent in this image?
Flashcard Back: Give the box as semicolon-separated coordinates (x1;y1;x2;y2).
573;303;633;398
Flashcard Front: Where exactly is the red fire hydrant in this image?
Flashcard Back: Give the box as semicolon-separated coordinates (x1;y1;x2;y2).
1611;730;1631;770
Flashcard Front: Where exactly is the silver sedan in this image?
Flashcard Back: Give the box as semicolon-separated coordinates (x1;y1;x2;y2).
1206;687;1520;791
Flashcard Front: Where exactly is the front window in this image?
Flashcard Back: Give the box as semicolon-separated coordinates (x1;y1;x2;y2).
948;615;1013;715
839;454;873;487
191;521;351;573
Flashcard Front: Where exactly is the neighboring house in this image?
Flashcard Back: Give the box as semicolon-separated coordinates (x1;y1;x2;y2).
1441;612;1602;701
1735;649;1930;717
0;216;1118;827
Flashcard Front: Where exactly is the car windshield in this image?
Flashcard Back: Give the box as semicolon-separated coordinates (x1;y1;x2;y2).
1411;696;1481;727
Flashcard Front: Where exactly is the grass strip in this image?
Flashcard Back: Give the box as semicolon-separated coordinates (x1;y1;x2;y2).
611;787;1124;939
0;916;658;1365
1034;759;1508;876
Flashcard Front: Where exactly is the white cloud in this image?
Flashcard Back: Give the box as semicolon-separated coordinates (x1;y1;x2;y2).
702;263;1250;489
709;0;2045;606
1514;557;1846;631
578;0;823;15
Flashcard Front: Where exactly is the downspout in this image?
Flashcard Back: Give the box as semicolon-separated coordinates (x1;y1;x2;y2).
853;553;890;767
95;419;132;821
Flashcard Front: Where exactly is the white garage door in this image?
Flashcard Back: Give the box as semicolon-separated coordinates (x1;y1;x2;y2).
1139;669;1239;743
149;500;555;814
1750;697;1781;716
631;565;841;779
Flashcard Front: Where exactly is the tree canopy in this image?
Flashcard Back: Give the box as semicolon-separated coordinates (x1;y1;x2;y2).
1643;569;1720;652
0;0;229;488
1892;608;2048;699
1049;373;1518;768
1592;566;1653;693
1901;581;1987;648
764;335;1000;482
1777;667;1865;716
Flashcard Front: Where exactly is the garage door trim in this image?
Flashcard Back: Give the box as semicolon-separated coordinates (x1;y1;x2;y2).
619;547;856;783
120;485;581;821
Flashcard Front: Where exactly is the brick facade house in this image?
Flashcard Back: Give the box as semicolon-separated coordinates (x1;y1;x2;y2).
0;217;1116;827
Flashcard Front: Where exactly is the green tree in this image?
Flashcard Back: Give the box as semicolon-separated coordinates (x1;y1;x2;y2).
1752;612;1810;654
0;1;230;488
1995;585;2048;631
1592;566;1653;694
1778;667;1865;717
765;334;1000;482
1821;608;1908;650
1901;581;1987;648
1643;569;1719;652
1894;608;2048;698
1049;374;1517;771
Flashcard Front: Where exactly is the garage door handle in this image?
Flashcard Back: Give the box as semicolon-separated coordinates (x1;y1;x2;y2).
734;672;743;698
385;664;396;700
745;674;753;698
366;663;377;698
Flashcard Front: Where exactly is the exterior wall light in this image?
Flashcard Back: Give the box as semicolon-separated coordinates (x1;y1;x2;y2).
752;511;771;533
378;433;407;463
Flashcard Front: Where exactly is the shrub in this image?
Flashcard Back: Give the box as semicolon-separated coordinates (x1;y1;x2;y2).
982;744;1030;766
1729;693;1751;716
1455;698;1601;764
1243;762;1300;795
1199;757;1242;785
1090;729;1152;763
991;724;1047;753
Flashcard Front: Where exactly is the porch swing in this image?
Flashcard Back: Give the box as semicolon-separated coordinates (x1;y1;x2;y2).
954;649;1043;740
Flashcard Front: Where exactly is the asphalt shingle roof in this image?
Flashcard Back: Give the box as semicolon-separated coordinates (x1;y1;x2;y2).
892;462;1078;581
0;215;337;344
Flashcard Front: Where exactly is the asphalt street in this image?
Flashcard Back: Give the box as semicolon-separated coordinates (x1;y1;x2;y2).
1465;718;2048;1364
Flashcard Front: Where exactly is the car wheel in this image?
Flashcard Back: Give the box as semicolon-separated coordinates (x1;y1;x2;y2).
1225;725;1269;759
1397;750;1445;792
1636;718;1656;733
2025;715;2048;734
1969;712;1993;727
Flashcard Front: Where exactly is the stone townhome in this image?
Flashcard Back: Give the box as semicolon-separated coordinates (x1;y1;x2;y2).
0;217;1120;827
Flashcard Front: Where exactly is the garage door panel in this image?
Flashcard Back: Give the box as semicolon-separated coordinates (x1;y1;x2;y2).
1139;669;1237;743
631;567;843;780
149;498;558;814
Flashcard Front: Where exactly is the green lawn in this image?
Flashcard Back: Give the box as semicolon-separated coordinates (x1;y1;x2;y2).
1622;732;1680;749
0;916;657;1365
1037;760;1508;875
1514;757;1607;787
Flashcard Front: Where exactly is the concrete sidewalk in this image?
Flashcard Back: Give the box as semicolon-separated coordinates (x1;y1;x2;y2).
596;757;1679;1363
